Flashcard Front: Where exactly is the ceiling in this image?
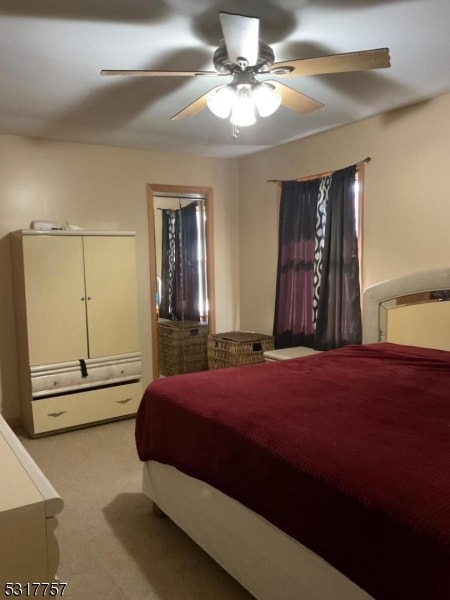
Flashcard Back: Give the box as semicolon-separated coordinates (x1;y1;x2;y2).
1;0;449;159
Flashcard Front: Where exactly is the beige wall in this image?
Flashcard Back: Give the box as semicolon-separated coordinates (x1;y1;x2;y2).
0;135;240;420
2;91;450;421
238;93;450;334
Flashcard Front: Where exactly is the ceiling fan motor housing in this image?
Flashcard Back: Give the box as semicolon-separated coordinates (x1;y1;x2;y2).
213;40;275;74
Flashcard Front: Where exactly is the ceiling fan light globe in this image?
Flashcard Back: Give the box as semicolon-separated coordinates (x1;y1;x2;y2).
230;89;256;127
252;83;281;117
206;86;236;119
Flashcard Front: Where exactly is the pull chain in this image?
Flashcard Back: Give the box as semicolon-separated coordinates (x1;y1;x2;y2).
231;123;240;139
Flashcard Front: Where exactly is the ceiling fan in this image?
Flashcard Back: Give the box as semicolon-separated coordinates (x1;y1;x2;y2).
101;12;390;131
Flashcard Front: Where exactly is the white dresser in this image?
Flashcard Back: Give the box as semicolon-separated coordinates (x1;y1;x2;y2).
0;415;63;584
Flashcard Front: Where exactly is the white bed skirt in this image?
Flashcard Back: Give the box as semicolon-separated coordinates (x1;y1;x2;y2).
142;460;373;600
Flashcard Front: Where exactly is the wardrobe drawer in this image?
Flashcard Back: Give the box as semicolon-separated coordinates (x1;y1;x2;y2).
31;382;142;435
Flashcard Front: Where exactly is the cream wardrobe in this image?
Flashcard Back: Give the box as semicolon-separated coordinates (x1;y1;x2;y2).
11;230;142;437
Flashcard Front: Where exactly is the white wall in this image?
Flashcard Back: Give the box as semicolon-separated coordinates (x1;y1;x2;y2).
238;93;450;335
0;135;240;420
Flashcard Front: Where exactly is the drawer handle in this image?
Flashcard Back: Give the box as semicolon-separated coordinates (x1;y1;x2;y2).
48;411;67;418
116;398;132;404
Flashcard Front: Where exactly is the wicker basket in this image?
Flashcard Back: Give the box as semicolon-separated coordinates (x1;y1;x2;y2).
208;331;275;369
158;320;208;376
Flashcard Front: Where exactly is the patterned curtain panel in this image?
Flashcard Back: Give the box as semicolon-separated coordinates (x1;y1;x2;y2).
315;165;362;348
273;165;362;350
273;179;321;348
313;175;331;329
159;209;178;320
159;202;202;322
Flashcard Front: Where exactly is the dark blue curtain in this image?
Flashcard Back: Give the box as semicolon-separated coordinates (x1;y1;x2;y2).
178;202;201;321
159;201;201;322
273;179;320;348
315;166;362;349
273;165;362;350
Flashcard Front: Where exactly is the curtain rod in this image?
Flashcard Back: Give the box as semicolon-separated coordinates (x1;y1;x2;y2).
267;156;371;183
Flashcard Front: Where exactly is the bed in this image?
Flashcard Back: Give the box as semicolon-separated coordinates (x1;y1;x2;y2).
135;268;450;600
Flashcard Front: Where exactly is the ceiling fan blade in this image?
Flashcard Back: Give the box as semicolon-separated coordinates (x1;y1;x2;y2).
219;12;259;66
100;69;219;77
170;86;225;120
266;80;324;114
271;48;391;77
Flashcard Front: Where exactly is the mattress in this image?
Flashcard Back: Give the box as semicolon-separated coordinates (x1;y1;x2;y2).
142;459;373;600
136;343;450;600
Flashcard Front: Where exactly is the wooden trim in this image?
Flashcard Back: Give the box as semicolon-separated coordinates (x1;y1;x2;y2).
146;186;159;381
147;183;216;379
204;189;216;336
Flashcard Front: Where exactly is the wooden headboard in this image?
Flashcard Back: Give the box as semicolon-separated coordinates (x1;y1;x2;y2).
362;267;450;349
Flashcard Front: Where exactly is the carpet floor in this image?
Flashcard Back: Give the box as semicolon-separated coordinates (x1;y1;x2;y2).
19;418;253;600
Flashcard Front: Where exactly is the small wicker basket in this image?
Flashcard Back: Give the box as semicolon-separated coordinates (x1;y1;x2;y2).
208;331;275;369
158;319;208;376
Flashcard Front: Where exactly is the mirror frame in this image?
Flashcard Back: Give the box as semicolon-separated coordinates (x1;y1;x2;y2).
147;183;216;379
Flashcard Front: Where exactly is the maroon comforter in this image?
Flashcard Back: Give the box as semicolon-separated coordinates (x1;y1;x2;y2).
135;343;450;600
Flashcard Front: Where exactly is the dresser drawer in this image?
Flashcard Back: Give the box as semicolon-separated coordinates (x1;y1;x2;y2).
0;415;63;581
31;382;142;435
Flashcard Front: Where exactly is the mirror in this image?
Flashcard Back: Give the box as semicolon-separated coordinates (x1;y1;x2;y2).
379;289;450;351
147;184;215;378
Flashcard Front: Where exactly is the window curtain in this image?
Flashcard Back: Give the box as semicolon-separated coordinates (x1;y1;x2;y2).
315;166;362;349
177;201;201;321
159;209;177;319
273;165;362;350
159;201;202;322
273;179;321;348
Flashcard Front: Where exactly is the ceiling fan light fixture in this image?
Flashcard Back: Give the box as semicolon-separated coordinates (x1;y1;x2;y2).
251;82;282;117
208;84;257;127
207;68;282;126
101;12;392;135
206;85;236;119
230;87;256;127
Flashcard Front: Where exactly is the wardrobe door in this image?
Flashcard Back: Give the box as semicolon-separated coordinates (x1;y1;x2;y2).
83;235;140;358
23;235;88;365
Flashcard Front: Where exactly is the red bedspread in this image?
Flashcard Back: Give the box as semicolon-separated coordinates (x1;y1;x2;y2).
135;343;450;600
